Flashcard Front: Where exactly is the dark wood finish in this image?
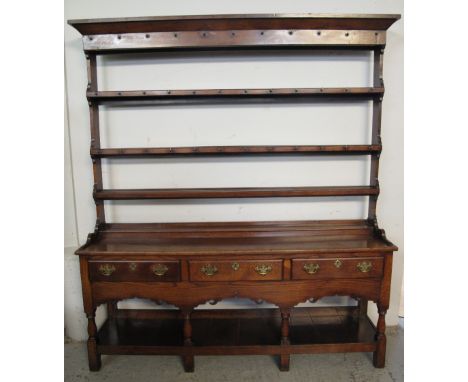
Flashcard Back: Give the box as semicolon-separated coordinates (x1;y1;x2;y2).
373;253;393;367
96;307;377;355
368;48;384;221
86;54;105;224
91;144;382;158
94;186;378;200
88;260;180;282
189;259;283;282
91;278;383;312
107;301;118;318
279;308;291;371
68;13;400;35
182;310;194;372
76;220;396;256
68;14;400;54
87;87;384;104
80;30;388;52
79;258;101;371
69;13;399;373
291;257;384;280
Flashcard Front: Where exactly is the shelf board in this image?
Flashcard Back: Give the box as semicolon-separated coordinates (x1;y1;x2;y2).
92;145;382;158
97;307;377;355
94;186;378;200
88;87;383;104
77;219;398;256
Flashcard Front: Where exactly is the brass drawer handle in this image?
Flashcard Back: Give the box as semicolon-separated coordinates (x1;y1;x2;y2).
304;263;320;274
232;262;240;271
255;264;272;276
334;259;342;268
357;261;372;273
151;264;169;277
99;264;116;276
201;264;218;276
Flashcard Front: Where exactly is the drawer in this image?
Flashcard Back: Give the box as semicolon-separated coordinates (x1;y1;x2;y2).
291;257;383;280
89;261;180;282
189;260;283;281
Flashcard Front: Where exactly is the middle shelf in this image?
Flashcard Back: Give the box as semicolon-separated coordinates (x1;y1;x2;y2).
91;144;381;158
87;87;384;104
94;186;378;200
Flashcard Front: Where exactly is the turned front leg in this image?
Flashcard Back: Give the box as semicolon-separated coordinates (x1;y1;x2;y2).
279;308;291;371
86;309;101;371
373;306;387;368
182;310;194;372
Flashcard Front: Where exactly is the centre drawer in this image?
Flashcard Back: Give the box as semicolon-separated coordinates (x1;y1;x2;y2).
291;257;384;280
89;261;180;282
189;260;283;281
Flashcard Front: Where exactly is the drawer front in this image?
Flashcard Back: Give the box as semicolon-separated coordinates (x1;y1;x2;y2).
291;257;383;280
89;261;180;282
189;260;283;281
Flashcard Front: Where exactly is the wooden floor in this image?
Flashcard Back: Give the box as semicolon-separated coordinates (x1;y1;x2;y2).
98;307;376;356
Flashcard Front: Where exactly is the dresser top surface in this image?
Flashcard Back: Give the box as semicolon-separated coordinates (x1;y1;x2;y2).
76;220;397;256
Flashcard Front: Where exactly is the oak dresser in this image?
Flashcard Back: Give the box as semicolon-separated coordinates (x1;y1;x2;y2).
68;13;400;372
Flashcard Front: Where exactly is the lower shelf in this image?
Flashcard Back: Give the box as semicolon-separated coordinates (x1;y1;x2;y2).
97;307;377;355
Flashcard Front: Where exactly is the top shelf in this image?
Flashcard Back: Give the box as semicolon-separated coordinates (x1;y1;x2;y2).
68;13;400;52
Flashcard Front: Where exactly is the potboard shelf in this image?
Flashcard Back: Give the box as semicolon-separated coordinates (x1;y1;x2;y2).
97;307;377;355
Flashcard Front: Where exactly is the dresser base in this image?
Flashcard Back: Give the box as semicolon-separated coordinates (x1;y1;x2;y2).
93;306;379;372
78;220;394;372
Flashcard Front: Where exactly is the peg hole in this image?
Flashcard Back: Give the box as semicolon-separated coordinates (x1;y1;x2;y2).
317;31;321;36
174;33;178;37
288;31;293;35
345;32;349;37
145;34;150;38
231;32;235;36
117;35;121;40
260;31;264;35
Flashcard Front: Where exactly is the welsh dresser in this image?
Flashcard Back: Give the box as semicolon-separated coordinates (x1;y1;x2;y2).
68;13;400;372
